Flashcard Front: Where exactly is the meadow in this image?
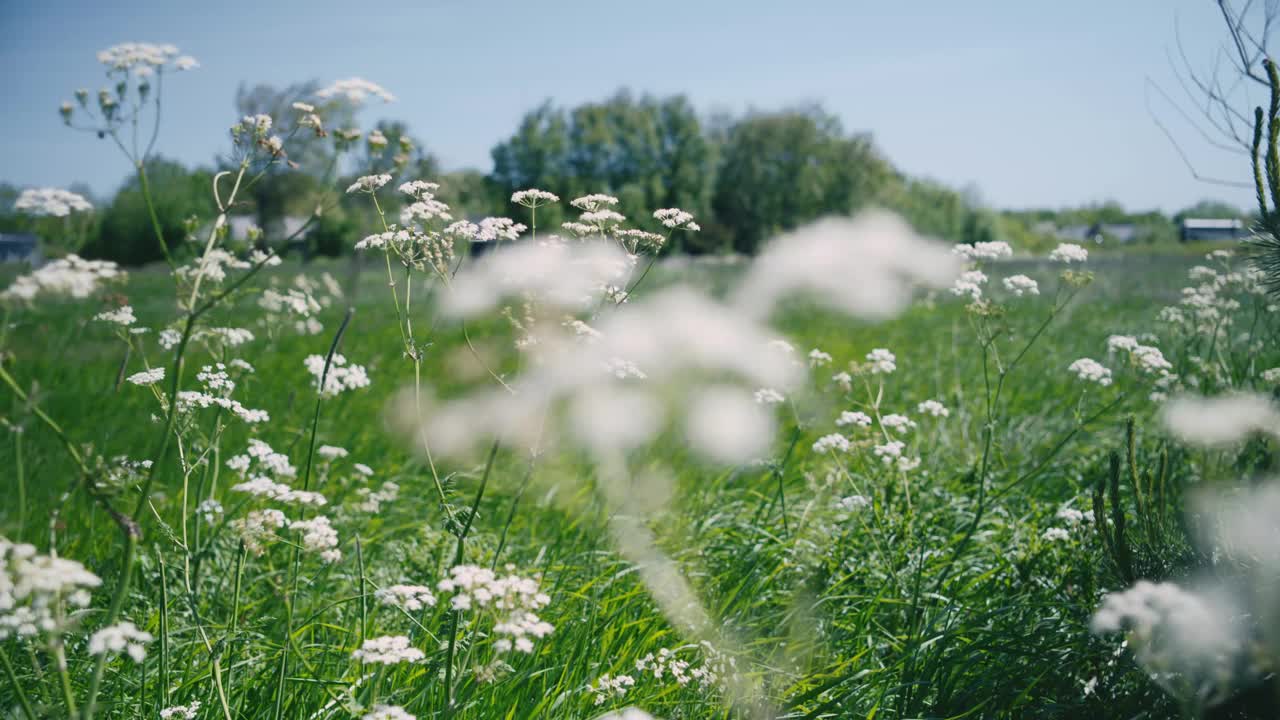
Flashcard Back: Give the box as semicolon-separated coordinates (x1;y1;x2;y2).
5;42;1280;720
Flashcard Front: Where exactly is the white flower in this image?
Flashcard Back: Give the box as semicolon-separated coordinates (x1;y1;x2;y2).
317;445;348;460
0;540;101;640
305;353;371;396
873;440;905;464
14;188;93;217
346;174;392;194
511;188;560;206
916;399;949;418
375;584;437;611
880;413;917;433
753;388;785;405
1002;274;1039;297
316;77;396;105
832;371;853;391
1068;358;1112;386
475;217;526;242
354;463;374;476
808;348;832;366
951;269;987;300
865;348;896;374
569;194;620;211
1;255;121;302
836;410;873;428
160;700;202;719
126;367;165;385
1042;527;1070;542
952;241;1012;261
1106;334;1140;353
812;433;851;453
88;621;152;663
1049;243;1088;263
834;495;870;512
363;706;415;720
352;635;424;665
1161;392;1280;447
290;516;341;563
653;208;699;230
1262;367;1280;383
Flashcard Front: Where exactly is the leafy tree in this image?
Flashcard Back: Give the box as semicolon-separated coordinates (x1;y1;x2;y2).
711;106;889;254
90;157;214;265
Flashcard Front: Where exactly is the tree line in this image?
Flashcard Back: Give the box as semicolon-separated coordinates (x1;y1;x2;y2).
0;87;1248;265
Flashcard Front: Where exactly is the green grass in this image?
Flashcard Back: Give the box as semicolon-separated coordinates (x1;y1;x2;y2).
0;252;1266;719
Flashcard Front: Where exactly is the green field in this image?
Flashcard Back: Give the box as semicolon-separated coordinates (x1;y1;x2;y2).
5;246;1268;720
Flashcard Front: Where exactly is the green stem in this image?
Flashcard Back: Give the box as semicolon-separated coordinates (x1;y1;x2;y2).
0;647;37;720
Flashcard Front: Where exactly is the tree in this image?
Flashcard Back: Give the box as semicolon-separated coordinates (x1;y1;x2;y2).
712;106;890;253
90;158;214;266
489;92;716;245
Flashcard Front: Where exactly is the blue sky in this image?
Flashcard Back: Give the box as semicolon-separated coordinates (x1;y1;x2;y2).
0;0;1264;212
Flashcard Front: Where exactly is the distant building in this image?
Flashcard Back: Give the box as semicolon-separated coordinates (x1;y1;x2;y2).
1180;218;1245;242
1056;222;1138;244
0;233;42;264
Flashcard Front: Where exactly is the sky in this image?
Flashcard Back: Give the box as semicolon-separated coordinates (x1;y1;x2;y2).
0;0;1266;213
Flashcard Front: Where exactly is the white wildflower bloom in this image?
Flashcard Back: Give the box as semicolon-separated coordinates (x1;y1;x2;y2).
836;410;873;428
834;495;871;512
1262;367;1280;383
376;584;437;611
363;706;415;720
570;194;620;211
14;188;93;217
735;213;962;321
753;388;785;405
88;621;152;662
1002;274;1039;297
126;367;165;385
2;255;122;302
291;101;315;113
1130;345;1173;375
0;539;101;640
873;440;905;464
951;269;987;300
916;399;949;418
1042;527;1070;542
196;499;223;525
316;77;396;105
290;516;341;563
896;456;921;472
352;635;424;665
604;357;647;380
160;700;202;719
952;241;1012;261
812;433;851;453
511;188;560;206
231;509;288;555
589;673;636;705
653;208;699;230
317;445;348;460
880;413;917;433
808;348;832;366
305;353;371;396
231;477;326;506
1107;335;1140;353
1068;358;1112;386
1049;243;1089;263
353;481;399;513
354;463;374;476
443;220;480;241
1055;507;1092;525
686;386;775;463
580;209;626;226
832;371;853;391
346;174;392;194
865;348;897;374
1090;580;1242;696
475;217;527;242
1161;392;1280;447
96;42;182;72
